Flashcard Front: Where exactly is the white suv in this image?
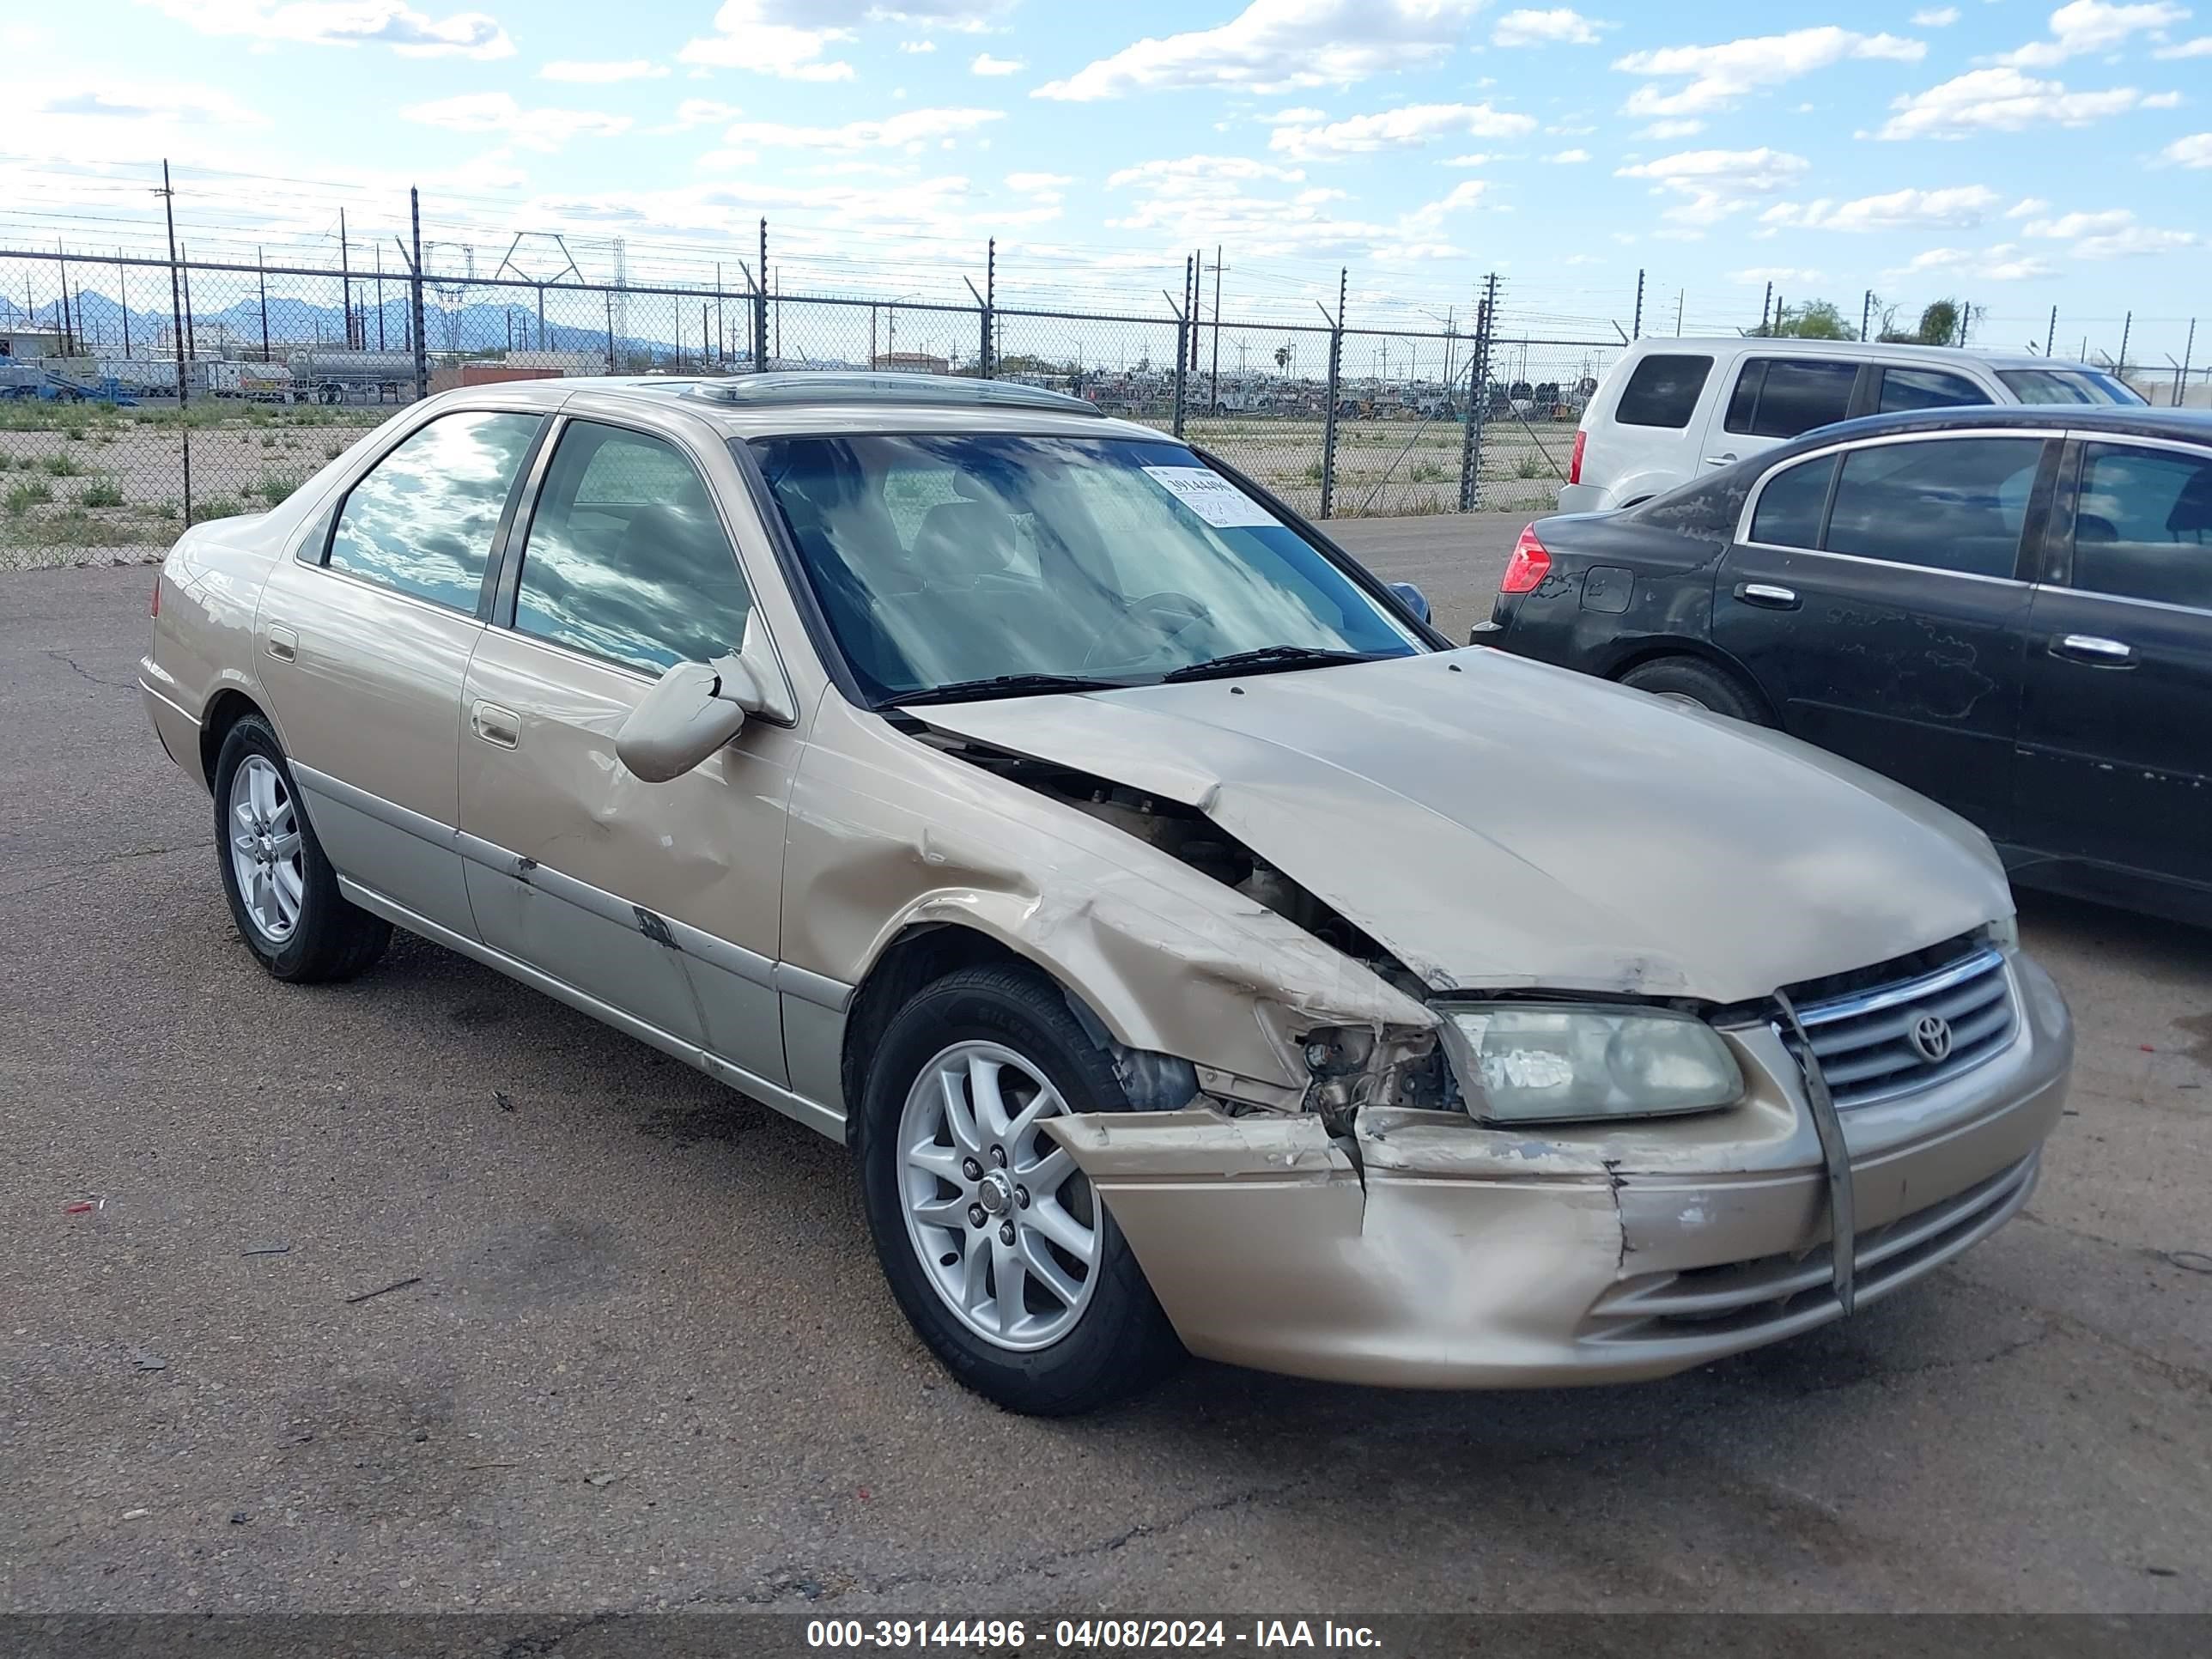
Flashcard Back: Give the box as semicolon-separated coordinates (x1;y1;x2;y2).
1557;337;2142;513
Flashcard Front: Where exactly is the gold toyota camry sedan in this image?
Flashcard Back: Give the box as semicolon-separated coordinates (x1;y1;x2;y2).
141;374;2071;1414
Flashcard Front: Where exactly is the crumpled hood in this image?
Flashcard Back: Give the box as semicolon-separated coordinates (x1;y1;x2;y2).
907;647;2012;1006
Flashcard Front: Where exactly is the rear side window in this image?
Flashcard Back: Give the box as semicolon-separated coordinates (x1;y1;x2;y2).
1724;358;1856;439
327;410;543;611
1613;355;1712;428
1748;455;1837;548
1878;366;1989;413
2071;442;2212;611
1826;438;2046;579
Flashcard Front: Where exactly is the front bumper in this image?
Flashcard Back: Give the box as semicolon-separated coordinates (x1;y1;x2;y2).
1049;949;2070;1389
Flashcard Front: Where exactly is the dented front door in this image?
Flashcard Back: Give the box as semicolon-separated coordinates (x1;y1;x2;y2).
457;629;799;1084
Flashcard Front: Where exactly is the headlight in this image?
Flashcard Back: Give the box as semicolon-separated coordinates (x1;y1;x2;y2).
1441;1003;1743;1125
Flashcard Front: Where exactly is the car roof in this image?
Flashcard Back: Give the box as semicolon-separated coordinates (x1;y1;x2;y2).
1634;337;2104;373
476;371;1170;442
1748;404;2212;470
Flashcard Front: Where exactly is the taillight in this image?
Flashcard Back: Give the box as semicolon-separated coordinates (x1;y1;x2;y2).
1568;428;1587;485
1499;526;1552;594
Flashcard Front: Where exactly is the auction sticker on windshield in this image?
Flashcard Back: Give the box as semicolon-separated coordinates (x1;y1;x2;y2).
1141;465;1279;529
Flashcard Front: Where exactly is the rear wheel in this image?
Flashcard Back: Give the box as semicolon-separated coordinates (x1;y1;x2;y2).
855;963;1182;1415
212;715;390;982
1620;656;1768;724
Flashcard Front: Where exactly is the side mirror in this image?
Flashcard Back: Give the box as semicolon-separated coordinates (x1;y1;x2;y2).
1388;580;1432;624
617;659;757;782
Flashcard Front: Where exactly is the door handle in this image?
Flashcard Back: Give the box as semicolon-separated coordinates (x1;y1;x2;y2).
2051;634;2136;666
1704;453;1738;467
471;701;521;747
1733;581;1800;610
265;625;297;663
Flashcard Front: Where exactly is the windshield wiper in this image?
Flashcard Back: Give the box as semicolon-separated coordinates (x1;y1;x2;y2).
893;672;1125;707
1160;645;1381;683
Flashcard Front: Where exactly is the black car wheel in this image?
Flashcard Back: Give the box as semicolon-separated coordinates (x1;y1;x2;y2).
1620;657;1769;724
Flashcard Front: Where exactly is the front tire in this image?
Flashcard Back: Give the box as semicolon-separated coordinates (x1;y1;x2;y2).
211;714;390;982
855;963;1182;1415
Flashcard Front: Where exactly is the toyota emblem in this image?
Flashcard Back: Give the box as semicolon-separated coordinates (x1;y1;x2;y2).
1908;1012;1954;1064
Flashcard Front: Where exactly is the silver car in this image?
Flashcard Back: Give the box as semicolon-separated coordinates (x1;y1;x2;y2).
141;374;2071;1413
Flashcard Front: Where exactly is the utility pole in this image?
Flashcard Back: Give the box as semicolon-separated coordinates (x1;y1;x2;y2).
155;160;191;524
407;186;428;401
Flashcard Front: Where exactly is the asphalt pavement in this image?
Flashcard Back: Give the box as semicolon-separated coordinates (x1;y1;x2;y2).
3;525;2209;1618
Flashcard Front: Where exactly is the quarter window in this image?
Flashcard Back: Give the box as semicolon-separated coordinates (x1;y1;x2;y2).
1724;358;1856;440
1878;367;1989;413
1747;455;1836;549
1826;438;2046;579
2071;442;2212;611
1613;355;1712;428
326;410;543;610
511;422;753;675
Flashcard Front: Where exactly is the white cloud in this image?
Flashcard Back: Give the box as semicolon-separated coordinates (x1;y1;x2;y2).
1006;170;1074;192
1270;102;1538;160
27;79;267;125
679;2;855;81
140;0;513;57
899;40;936;52
1995;2;2189;68
721;106;1005;152
1911;6;1960;24
541;59;667;82
1887;243;2055;281
1762;184;2000;231
1261;105;1329;122
2006;195;2050;216
1614;27;1925;118
1615;146;1810;225
1875;66;2166;137
1492;9;1613;48
1441;152;1495;167
1731;265;1824;284
1638;118;1706;137
1107;154;1306;187
1542;147;1591;162
1036;0;1488;100
2155;34;2212;54
1103;150;1483;258
2021;205;2201;256
970;52;1023;76
2160;131;2212;165
400;91;631;150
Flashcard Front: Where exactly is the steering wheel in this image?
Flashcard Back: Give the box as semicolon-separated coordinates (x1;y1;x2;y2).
1081;591;1212;671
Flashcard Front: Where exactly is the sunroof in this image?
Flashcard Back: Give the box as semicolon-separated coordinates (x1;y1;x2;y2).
677;372;1103;416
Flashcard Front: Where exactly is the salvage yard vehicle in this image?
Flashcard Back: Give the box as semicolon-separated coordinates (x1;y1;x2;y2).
1558;336;2143;513
141;374;2071;1414
1480;405;2212;927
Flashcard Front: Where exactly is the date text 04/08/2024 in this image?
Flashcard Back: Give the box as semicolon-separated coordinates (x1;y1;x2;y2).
805;1620;1384;1650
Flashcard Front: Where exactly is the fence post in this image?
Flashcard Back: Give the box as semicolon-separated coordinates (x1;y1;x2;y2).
1459;273;1496;514
756;219;769;371
2118;311;2132;380
982;238;995;379
1319;266;1346;520
1632;268;1644;340
158;159;191;527
605;291;617;372
1862;289;1873;343
408;187;428;402
2178;319;2195;407
1173;255;1190;436
2045;306;2057;356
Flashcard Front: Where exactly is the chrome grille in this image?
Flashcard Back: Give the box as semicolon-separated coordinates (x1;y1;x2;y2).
1792;945;2015;1109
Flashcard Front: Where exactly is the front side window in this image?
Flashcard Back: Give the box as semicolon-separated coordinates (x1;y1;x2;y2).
1879;366;1989;413
512;422;753;675
1826;437;2046;579
750;434;1420;702
1729;358;1856;440
2071;442;2212;611
1613;355;1712;428
1747;454;1837;548
327;410;542;610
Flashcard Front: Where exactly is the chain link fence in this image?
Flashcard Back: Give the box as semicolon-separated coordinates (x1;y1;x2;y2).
0;245;1622;568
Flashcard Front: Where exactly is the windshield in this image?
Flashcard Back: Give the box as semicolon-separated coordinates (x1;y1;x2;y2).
1996;368;2147;406
747;433;1421;702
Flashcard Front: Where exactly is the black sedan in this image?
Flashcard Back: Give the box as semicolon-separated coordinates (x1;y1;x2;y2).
1476;404;2212;922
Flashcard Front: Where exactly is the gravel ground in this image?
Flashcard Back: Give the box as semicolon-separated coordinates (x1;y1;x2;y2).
2;528;2209;1619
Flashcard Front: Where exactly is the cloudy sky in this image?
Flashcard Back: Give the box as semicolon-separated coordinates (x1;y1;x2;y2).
9;1;2210;355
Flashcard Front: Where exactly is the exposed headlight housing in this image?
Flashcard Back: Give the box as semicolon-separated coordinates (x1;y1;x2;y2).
1984;915;2019;951
1441;1003;1744;1125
